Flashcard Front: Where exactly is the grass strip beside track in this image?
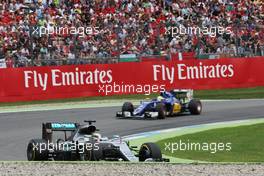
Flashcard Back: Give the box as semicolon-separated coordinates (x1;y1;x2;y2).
157;123;264;162
1;86;264;107
125;118;264;163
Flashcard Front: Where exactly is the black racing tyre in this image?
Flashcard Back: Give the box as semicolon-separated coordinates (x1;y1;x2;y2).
189;99;202;115
156;103;166;119
138;143;162;161
27;139;48;161
122;102;134;114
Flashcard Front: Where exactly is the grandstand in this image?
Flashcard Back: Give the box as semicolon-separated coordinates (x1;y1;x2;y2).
0;0;263;68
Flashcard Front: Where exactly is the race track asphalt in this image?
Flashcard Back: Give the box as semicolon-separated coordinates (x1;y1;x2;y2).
0;99;264;160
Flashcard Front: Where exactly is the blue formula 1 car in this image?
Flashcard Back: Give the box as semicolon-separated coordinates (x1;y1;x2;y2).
116;89;202;119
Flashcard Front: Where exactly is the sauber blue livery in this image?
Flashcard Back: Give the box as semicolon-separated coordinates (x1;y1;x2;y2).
116;89;202;119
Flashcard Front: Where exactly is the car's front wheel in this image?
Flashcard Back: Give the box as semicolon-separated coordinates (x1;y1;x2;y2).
156;103;166;119
138;143;162;161
122;102;134;116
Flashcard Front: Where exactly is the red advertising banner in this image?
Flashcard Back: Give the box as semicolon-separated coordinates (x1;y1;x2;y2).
0;57;264;102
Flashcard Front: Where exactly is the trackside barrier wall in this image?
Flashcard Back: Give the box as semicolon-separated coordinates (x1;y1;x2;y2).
0;57;264;102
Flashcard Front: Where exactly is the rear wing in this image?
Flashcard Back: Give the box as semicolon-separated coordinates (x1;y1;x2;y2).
170;89;193;102
42;122;80;142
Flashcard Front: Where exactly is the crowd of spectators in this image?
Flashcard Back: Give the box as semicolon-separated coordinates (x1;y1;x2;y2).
0;0;263;67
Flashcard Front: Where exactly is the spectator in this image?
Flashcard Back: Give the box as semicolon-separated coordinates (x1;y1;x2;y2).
0;0;262;67
68;50;76;65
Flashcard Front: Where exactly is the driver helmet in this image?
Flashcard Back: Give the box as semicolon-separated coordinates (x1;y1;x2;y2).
93;133;102;141
157;95;164;101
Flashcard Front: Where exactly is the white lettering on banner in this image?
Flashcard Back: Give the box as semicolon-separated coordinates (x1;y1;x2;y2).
24;63;234;91
51;69;62;86
51;68;112;86
153;65;175;84
177;63;234;80
24;71;48;91
153;63;234;83
24;68;113;91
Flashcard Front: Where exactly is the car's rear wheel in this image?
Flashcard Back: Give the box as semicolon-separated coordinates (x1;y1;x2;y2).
138;143;162;161
27;139;48;161
189;99;202;115
156;103;166;119
122;102;134;115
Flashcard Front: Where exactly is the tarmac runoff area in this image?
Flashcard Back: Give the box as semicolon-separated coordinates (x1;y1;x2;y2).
0;99;264;175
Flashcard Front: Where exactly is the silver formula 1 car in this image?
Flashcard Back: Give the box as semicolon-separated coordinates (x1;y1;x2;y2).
27;121;168;162
116;89;202;119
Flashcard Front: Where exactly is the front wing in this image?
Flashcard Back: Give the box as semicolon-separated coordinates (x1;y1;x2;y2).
116;111;159;118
